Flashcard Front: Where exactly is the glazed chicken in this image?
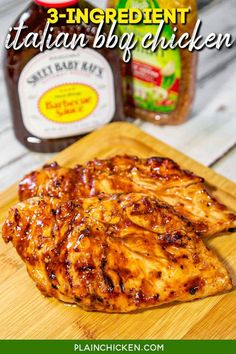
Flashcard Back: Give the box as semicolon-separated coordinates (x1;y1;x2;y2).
19;155;236;237
2;193;232;313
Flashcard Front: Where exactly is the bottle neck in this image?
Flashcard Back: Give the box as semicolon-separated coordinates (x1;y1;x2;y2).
34;0;79;8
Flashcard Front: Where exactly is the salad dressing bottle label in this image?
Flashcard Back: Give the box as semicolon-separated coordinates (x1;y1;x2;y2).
118;0;181;114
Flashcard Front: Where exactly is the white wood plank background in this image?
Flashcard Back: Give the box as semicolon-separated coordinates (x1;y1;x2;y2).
0;0;235;191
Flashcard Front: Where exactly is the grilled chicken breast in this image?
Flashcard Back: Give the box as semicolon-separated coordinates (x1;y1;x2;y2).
2;193;232;313
19;156;236;237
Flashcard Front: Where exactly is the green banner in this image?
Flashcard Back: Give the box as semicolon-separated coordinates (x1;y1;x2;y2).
0;340;236;354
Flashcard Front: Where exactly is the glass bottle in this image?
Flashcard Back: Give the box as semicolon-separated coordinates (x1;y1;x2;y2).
4;0;124;152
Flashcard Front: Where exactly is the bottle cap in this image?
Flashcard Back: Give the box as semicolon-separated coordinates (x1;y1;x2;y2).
34;0;78;8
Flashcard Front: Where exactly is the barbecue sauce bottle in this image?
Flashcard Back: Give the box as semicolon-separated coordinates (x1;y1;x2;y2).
113;0;198;125
4;0;124;152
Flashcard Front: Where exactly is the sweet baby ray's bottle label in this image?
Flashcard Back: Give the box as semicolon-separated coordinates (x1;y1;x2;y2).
18;47;115;139
118;0;182;113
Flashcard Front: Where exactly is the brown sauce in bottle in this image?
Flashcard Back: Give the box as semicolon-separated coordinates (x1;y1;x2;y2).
4;0;124;153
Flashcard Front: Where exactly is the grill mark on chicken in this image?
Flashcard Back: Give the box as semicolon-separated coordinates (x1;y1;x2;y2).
18;156;236;237
14;209;20;223
78;265;95;272
2;193;232;313
184;277;205;295
101;246;115;294
65;258;73;289
118;274;125;293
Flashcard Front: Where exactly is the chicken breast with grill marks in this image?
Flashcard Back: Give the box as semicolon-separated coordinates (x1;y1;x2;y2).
2;193;232;313
18;155;236;237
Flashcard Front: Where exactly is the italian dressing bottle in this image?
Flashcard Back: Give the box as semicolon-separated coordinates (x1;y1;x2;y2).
4;0;123;152
116;0;198;125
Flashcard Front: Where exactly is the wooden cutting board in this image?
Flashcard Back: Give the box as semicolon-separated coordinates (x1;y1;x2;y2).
0;122;236;340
